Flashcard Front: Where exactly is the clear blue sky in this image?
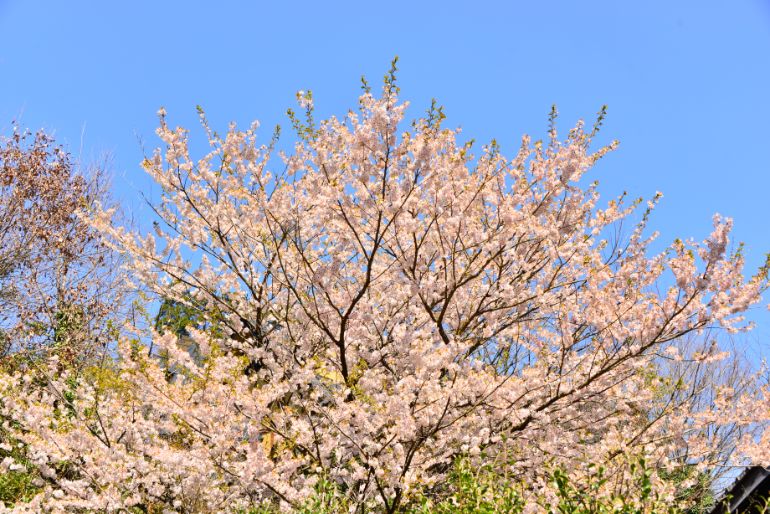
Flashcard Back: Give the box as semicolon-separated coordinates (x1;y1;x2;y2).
2;1;769;343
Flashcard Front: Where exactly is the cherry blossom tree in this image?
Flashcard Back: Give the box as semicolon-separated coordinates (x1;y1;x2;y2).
1;64;768;512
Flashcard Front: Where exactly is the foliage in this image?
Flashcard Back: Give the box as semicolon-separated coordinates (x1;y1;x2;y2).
0;429;40;508
0;126;124;369
240;458;688;513
408;457;525;514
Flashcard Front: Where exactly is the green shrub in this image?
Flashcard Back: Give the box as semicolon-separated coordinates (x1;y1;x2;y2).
243;458;694;514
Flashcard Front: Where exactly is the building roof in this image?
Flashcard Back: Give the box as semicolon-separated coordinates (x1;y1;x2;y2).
711;466;770;514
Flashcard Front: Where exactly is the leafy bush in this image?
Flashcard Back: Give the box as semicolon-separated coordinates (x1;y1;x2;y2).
240;458;698;513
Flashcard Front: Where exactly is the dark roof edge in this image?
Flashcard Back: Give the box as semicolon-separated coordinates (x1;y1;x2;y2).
711;466;770;514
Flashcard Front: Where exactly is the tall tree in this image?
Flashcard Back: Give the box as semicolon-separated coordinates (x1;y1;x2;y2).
1;68;768;512
0;127;123;369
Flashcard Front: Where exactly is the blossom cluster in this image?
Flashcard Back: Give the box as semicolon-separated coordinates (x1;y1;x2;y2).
1;76;768;512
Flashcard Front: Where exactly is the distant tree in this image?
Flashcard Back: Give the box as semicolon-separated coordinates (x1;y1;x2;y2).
0;127;123;369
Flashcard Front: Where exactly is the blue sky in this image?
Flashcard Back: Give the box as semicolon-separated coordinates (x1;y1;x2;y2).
2;1;769;343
